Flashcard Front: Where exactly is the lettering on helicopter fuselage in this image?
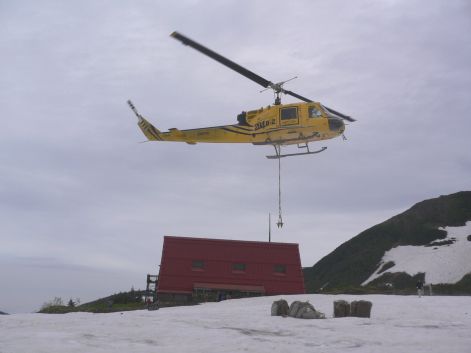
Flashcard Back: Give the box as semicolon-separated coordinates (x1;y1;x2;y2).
255;119;276;131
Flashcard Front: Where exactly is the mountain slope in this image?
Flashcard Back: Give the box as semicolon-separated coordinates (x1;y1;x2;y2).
303;191;471;293
363;222;471;285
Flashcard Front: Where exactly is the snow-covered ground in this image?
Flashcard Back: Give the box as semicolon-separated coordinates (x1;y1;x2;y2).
1;294;471;353
364;222;471;285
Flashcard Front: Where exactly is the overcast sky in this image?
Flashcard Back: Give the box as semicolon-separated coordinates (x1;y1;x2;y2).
1;0;470;313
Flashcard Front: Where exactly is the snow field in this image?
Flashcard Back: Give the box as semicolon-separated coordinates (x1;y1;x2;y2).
1;294;471;353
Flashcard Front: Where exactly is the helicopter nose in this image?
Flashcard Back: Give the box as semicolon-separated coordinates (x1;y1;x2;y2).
328;118;344;132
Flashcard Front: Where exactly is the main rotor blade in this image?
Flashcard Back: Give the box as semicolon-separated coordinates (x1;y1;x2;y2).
282;89;313;103
284;89;355;122
171;31;272;88
323;105;355;122
171;31;355;122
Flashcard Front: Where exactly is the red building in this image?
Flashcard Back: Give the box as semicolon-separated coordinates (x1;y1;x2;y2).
156;236;305;302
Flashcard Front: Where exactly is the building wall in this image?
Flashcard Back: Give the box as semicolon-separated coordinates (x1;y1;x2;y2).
157;236;305;295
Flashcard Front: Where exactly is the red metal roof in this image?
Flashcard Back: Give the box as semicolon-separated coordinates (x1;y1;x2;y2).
157;236;305;295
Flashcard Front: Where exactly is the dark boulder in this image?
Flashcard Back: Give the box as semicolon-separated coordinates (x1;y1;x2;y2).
333;300;351;318
350;300;373;318
271;299;289;316
288;301;325;319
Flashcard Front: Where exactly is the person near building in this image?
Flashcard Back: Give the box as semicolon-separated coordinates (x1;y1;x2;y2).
416;280;424;297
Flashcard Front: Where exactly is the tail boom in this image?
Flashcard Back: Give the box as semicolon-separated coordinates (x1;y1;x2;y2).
138;118;163;141
128;100;163;141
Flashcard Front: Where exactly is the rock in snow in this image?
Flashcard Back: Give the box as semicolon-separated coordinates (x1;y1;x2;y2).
288;300;325;319
333;300;372;318
333;300;350;317
271;299;289;316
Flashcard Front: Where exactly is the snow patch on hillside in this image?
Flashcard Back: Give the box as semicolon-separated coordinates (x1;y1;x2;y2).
363;221;471;285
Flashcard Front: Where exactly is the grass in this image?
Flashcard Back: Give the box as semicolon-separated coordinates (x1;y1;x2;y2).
38;290;149;314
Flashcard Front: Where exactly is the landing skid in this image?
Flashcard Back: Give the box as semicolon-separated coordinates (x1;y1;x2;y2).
266;144;327;159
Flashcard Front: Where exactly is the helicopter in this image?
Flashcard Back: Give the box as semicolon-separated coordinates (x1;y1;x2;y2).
128;31;354;159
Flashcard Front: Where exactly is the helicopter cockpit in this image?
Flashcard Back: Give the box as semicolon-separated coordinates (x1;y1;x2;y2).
313;104;345;132
308;106;323;118
328;117;344;132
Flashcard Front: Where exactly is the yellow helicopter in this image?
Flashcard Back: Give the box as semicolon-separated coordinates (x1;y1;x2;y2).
128;31;354;159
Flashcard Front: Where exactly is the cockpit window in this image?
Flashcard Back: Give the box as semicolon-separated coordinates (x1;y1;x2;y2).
308;106;322;118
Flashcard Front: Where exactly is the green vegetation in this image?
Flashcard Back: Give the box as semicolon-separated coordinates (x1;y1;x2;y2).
432;274;471;295
303;191;471;294
38;288;148;314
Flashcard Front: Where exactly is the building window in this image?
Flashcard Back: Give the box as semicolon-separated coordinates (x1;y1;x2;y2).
232;263;246;272
280;107;298;120
192;260;204;270
273;264;286;274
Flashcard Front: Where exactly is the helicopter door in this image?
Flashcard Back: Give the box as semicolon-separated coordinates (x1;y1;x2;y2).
280;106;299;127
